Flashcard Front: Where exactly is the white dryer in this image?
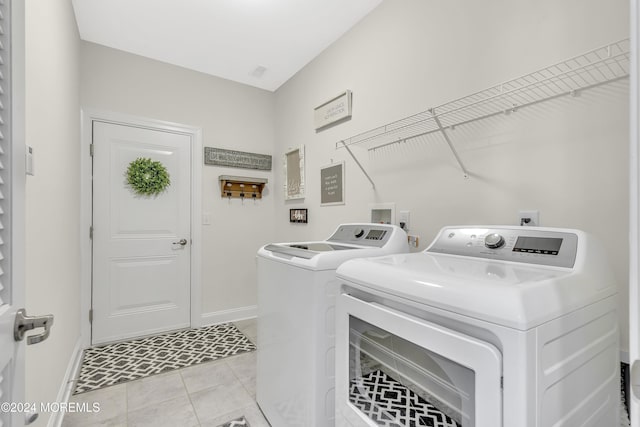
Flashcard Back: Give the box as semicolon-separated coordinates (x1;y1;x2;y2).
335;226;619;427
256;223;409;427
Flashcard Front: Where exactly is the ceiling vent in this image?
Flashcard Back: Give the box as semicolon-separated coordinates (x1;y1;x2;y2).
250;65;267;78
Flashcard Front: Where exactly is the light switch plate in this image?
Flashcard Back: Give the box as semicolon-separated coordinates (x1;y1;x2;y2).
202;212;211;225
26;145;34;176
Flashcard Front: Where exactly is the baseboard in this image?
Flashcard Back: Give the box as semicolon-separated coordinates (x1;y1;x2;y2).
201;305;257;327
47;337;84;427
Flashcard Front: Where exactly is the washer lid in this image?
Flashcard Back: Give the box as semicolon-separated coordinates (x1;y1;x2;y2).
257;223;410;270
263;242;362;259
336;248;616;330
258;241;405;270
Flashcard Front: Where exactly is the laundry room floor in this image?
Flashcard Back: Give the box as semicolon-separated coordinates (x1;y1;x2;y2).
62;319;270;427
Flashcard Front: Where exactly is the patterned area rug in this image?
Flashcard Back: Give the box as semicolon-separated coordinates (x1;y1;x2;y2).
350;370;461;427
218;415;250;427
74;323;256;394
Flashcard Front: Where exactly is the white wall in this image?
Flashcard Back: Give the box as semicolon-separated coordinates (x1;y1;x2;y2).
274;0;631;349
24;0;82;424
80;42;276;318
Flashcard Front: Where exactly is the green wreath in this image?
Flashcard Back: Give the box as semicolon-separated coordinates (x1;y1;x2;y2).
126;157;171;196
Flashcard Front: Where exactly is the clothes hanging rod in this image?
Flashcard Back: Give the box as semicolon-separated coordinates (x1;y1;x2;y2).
336;39;630;152
367;73;629;153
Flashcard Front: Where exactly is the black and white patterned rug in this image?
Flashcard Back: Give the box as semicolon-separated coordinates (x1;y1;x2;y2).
74;323;256;394
350;370;461;427
218;415;250;427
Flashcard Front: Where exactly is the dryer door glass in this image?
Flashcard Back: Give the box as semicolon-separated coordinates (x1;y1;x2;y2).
349;316;472;426
336;294;502;427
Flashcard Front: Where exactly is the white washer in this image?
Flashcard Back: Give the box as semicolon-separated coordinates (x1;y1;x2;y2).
335;226;619;427
257;223;409;427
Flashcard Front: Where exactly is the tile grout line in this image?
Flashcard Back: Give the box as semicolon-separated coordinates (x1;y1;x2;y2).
226;358;249;397
177;369;202;427
124;381;129;427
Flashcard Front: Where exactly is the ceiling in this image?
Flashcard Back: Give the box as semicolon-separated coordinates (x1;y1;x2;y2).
72;0;383;92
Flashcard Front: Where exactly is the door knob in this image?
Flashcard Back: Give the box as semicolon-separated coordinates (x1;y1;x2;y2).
14;309;54;345
173;238;188;246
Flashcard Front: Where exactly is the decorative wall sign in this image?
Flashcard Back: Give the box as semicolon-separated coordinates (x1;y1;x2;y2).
314;90;352;130
126;157;171;196
204;147;272;171
284;146;305;200
290;208;308;224
320;162;344;206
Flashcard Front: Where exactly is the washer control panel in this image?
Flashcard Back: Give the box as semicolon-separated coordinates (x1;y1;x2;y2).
427;227;578;268
328;223;397;247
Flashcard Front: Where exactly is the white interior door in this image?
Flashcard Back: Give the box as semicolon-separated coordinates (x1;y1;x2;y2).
92;121;192;345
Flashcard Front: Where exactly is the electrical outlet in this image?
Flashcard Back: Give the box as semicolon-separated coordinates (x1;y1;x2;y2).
518;210;539;227
399;211;410;231
408;234;419;248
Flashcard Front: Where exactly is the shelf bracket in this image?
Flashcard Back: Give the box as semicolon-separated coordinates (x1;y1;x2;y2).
429;109;470;179
340;140;375;189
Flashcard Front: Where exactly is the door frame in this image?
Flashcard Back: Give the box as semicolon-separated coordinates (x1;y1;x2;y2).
80;109;202;348
631;0;639;424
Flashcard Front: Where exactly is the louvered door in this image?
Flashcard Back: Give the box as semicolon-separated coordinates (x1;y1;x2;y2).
0;0;25;426
631;2;640;427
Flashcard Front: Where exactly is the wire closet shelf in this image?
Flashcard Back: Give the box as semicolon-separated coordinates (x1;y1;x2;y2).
336;39;630;154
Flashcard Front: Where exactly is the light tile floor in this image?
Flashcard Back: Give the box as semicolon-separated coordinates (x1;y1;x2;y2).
62;319;269;427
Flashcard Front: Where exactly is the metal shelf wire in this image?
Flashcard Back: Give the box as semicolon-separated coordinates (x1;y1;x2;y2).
337;39;630;179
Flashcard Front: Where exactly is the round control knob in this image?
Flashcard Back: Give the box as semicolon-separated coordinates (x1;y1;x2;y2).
484;233;505;249
354;228;365;238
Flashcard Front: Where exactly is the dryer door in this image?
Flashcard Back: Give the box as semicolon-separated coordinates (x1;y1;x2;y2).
336;293;502;427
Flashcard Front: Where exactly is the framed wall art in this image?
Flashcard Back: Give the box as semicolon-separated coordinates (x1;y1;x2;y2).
283;145;305;200
314;90;352;130
204;147;272;170
320;161;344;206
290;208;308;224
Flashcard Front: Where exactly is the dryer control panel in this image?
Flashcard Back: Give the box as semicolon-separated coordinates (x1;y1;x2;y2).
427;227;578;268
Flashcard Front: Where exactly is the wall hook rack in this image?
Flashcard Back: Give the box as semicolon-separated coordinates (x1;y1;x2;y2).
219;175;268;199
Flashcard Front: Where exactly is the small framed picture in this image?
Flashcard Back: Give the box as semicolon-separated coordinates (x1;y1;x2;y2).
290;208;308;224
320;162;345;206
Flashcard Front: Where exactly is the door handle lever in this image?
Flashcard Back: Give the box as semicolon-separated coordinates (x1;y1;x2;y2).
14;309;54;345
172;238;188;246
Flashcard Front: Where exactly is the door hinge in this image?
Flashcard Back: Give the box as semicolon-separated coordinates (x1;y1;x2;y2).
89;226;93;239
89;143;94;157
89;309;93;324
500;376;504;389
